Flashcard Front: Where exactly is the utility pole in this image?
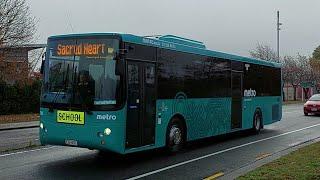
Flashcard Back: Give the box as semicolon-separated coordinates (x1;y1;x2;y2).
277;11;282;62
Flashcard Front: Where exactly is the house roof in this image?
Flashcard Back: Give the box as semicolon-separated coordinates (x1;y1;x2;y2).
0;44;47;51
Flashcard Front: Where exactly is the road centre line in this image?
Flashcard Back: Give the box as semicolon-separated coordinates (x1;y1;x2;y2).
204;172;224;180
0;146;55;158
127;122;320;180
282;110;301;114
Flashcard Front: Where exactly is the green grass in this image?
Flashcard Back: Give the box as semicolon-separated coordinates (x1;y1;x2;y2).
238;142;320;180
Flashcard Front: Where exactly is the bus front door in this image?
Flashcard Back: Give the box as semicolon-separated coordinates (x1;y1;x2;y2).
126;61;156;148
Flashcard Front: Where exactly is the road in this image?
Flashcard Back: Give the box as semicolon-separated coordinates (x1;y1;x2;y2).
0;104;320;179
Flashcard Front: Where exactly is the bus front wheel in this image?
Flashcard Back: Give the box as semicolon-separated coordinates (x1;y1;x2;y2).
166;118;185;153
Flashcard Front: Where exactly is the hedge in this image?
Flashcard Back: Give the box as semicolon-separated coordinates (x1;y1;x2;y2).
0;80;41;115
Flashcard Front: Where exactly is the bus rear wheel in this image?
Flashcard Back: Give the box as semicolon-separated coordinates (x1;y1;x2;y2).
253;111;262;133
166;119;185;153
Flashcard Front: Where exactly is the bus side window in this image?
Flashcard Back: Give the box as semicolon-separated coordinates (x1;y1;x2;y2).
128;64;139;85
146;66;155;85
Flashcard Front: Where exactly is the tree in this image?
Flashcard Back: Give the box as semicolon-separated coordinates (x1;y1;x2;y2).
311;46;320;72
250;43;278;62
282;54;313;100
296;54;314;100
282;55;300;100
0;0;37;83
312;45;320;60
310;58;320;80
310;46;320;93
0;0;36;47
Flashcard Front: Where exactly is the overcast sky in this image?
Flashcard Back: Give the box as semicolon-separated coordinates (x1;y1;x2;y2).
26;0;320;58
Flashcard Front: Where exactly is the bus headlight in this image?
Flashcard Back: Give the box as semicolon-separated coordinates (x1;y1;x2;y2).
40;123;44;129
104;128;111;136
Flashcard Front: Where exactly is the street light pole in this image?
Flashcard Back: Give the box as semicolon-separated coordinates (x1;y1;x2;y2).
277;11;282;62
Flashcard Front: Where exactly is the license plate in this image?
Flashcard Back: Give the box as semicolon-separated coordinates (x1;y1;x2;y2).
65;139;78;146
57;110;85;125
311;108;318;111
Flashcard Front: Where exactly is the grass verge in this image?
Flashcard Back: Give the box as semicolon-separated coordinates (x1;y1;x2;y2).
0;113;39;124
237;142;320;180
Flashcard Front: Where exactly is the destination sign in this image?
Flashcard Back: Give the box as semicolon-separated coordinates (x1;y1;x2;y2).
56;43;114;56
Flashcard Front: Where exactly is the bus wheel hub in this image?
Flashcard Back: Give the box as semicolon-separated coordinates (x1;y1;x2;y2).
170;127;182;145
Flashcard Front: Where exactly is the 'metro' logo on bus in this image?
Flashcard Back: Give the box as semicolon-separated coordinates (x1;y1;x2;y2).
97;114;117;120
244;89;257;97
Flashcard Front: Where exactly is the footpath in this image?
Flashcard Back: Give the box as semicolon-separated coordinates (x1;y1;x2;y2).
0;121;39;131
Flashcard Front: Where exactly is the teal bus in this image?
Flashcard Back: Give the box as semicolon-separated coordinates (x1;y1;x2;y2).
40;33;282;153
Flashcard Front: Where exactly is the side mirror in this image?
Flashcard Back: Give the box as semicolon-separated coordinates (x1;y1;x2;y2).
115;59;125;76
40;52;46;75
40;60;45;74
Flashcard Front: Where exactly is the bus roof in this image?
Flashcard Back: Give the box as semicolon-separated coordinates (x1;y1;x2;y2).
48;32;281;68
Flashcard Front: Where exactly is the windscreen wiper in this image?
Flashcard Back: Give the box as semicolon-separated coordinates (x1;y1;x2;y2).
63;63;70;95
69;65;77;110
49;64;70;112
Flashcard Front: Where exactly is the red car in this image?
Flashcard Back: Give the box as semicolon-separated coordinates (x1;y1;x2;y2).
304;94;320;116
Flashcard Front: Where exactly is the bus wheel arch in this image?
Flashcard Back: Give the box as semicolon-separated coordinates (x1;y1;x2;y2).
253;108;263;133
165;114;187;152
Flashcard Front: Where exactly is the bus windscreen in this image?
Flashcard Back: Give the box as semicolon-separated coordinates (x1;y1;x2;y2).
42;38;121;109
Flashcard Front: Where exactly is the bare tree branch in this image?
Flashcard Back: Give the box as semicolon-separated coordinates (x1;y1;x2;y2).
250;43;277;62
0;0;37;84
0;0;36;47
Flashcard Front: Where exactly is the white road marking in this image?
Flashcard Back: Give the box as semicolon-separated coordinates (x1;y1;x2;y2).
127;122;320;180
282;110;301;114
288;142;300;147
283;109;301;112
0;146;55;158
